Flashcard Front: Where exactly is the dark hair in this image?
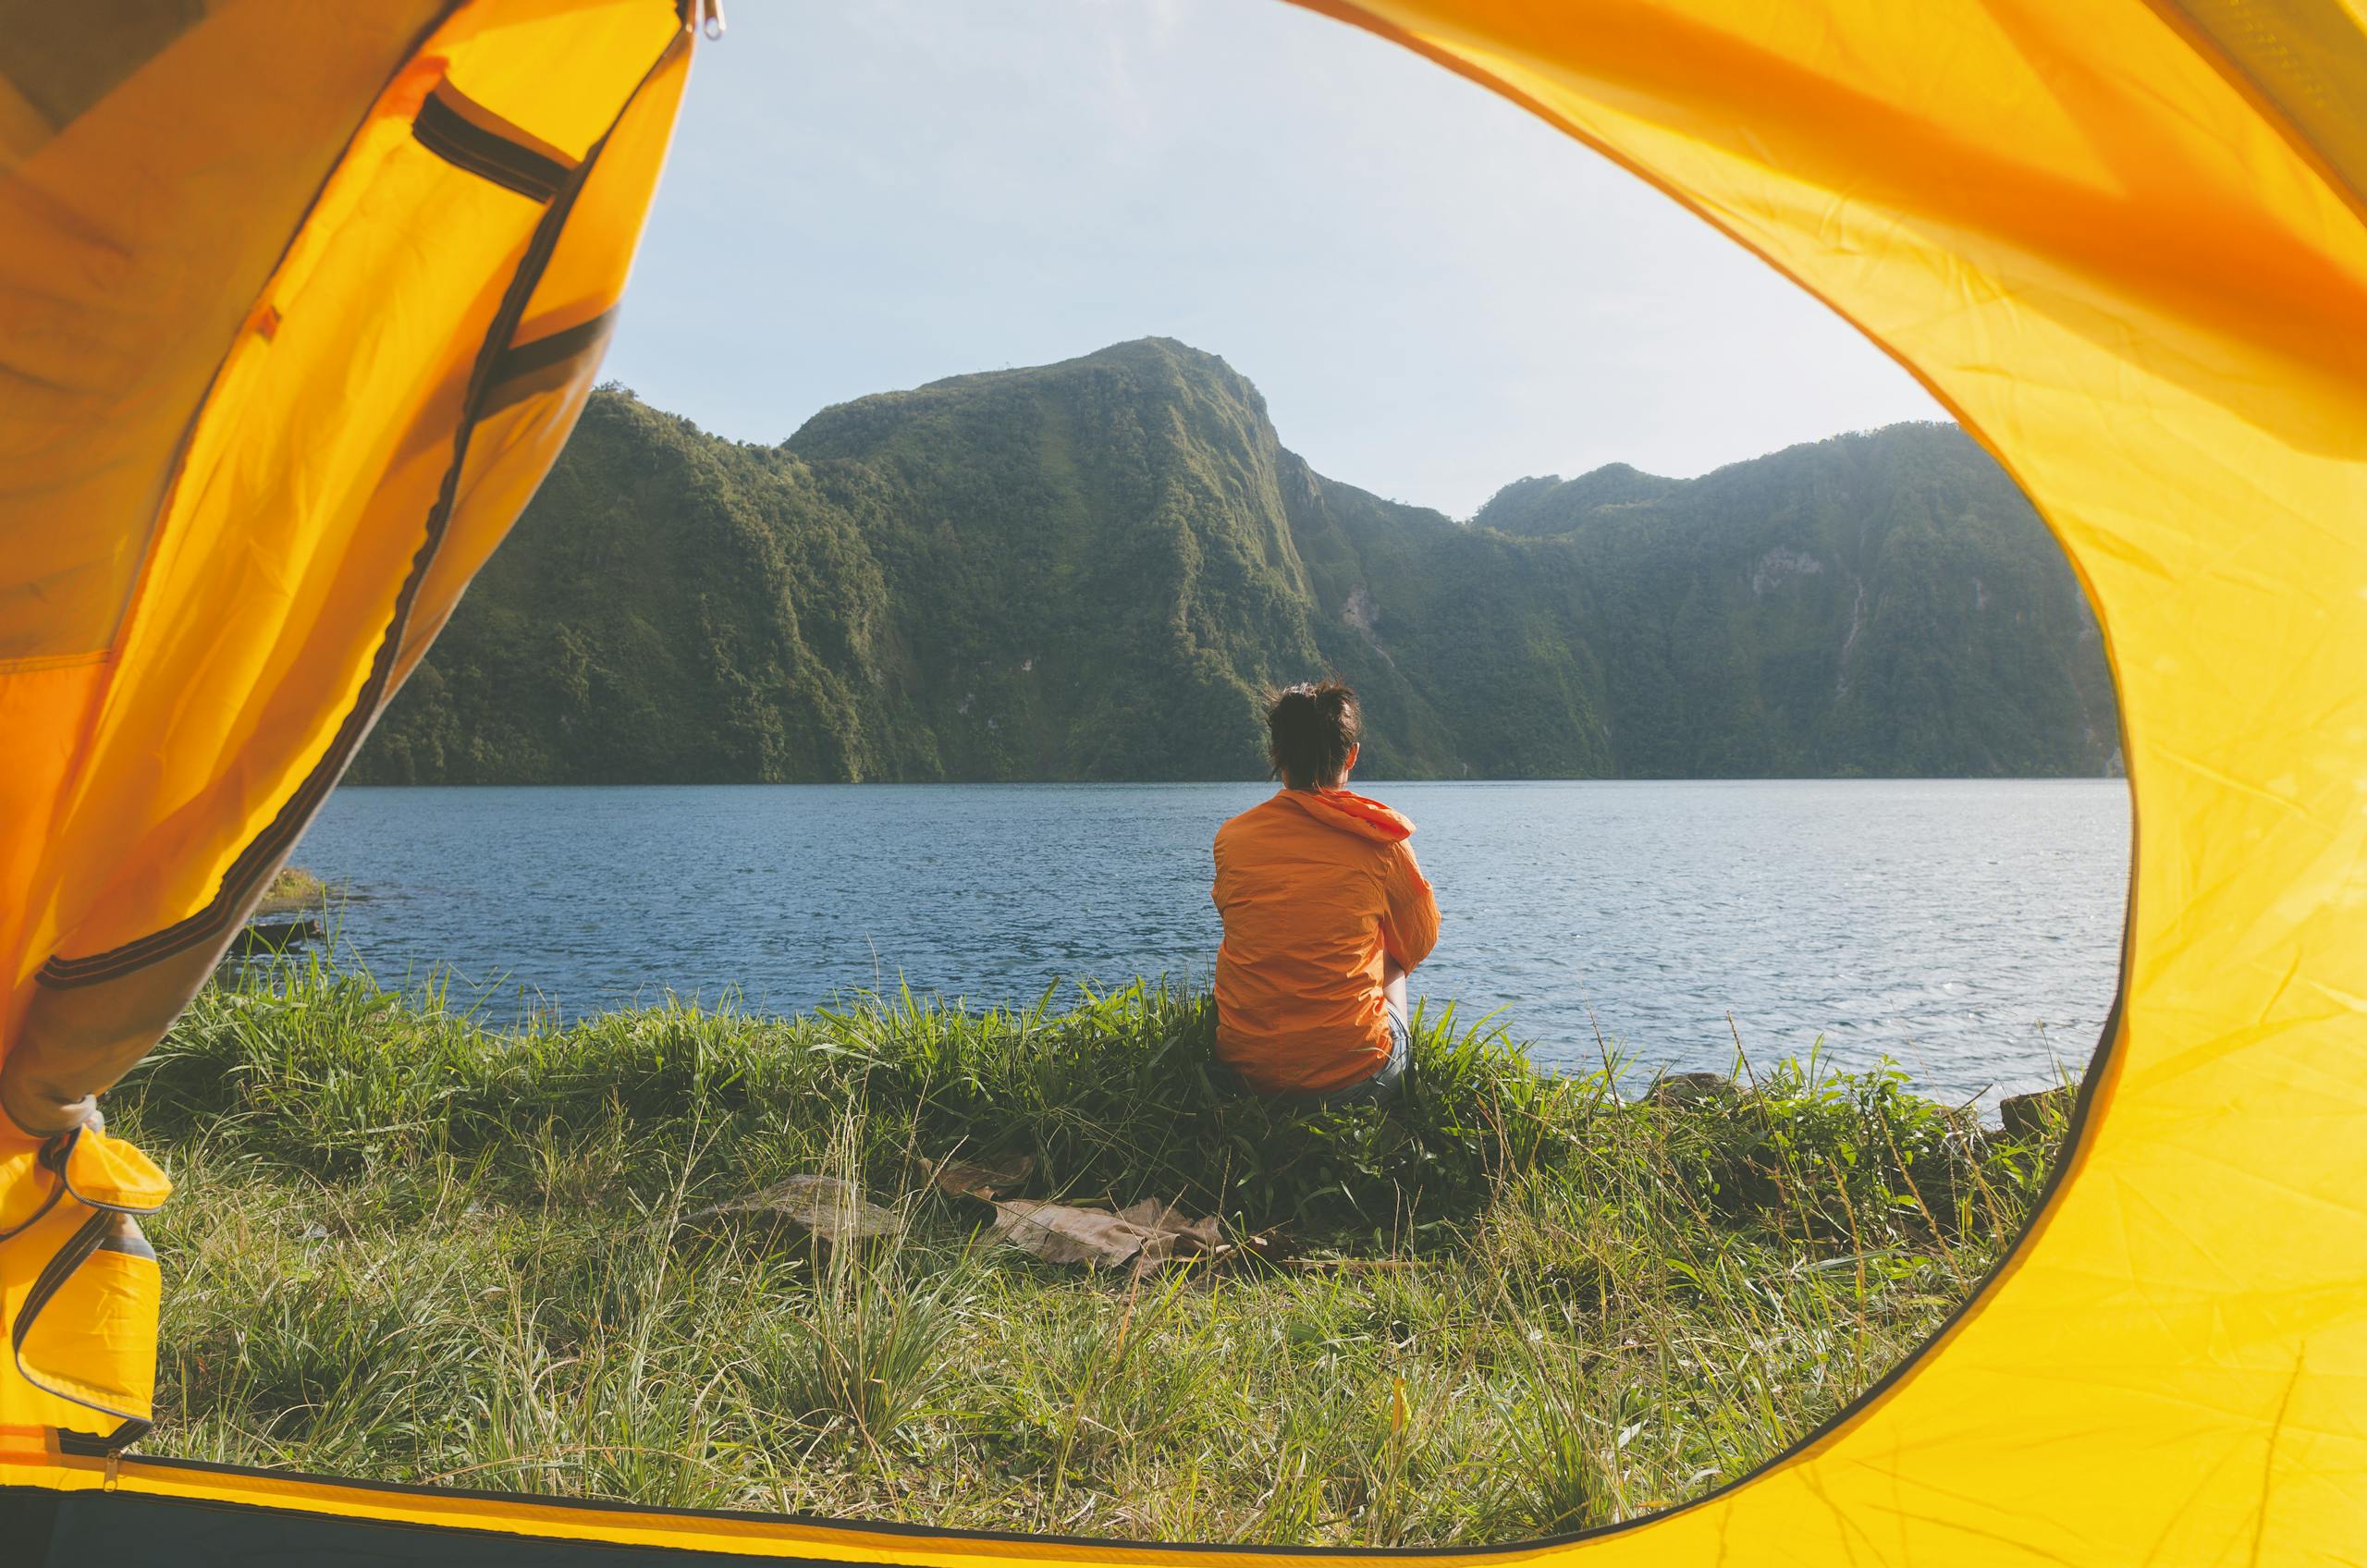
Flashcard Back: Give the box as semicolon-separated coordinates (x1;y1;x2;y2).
1266;679;1361;790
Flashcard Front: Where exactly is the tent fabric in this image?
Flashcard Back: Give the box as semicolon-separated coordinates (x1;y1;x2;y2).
2;0;2362;1563
0;0;693;1454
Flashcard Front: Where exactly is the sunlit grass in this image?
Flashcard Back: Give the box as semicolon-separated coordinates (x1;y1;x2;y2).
117;958;2070;1545
252;865;329;918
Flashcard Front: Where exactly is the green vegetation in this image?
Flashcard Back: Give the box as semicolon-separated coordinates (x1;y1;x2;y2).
351;339;2118;786
254;866;327;918
119;961;2069;1544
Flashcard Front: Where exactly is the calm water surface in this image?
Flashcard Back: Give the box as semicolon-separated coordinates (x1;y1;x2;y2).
291;780;2128;1101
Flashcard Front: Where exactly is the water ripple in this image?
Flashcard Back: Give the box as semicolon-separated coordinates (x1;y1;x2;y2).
291;779;2128;1102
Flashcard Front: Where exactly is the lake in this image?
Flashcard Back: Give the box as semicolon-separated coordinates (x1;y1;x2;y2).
288;779;2128;1103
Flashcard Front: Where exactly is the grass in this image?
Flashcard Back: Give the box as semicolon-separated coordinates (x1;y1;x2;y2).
253;865;329;918
111;958;2072;1546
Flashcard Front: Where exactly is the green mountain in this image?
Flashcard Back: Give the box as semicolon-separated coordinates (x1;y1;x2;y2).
353;338;2117;784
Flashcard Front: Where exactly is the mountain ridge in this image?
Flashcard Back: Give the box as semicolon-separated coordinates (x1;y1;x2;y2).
353;338;2118;785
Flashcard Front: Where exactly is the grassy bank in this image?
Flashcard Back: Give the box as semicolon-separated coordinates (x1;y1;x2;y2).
112;962;2069;1545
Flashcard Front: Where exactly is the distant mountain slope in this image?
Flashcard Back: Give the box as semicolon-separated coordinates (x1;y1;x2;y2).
1466;425;2119;776
353;340;2117;784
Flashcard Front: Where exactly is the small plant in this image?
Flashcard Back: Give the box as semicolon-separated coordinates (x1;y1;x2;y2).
1500;1382;1612;1536
755;1262;965;1447
254;866;329;917
740;1118;967;1452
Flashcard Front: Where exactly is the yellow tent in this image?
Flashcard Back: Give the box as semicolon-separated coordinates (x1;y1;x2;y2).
4;0;2362;1562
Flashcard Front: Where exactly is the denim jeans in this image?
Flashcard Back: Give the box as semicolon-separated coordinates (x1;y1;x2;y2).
1305;1006;1411;1108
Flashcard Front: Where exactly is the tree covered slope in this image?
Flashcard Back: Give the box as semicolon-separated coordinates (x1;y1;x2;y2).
354;339;2117;784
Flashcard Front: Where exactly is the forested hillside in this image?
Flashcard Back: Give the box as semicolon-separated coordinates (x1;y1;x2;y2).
353;339;2117;784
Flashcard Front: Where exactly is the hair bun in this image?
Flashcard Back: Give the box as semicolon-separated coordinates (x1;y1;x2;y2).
1265;678;1362;790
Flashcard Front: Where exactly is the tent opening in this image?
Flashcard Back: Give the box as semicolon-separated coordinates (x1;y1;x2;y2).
11;0;2358;1563
97;2;2128;1549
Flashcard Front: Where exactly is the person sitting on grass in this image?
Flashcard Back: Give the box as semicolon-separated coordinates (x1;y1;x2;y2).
1211;679;1440;1105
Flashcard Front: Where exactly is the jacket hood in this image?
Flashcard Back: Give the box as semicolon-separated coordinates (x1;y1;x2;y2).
1275;787;1415;843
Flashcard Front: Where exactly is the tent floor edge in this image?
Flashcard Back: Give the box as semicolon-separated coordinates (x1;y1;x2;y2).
2;1483;859;1566
0;1485;61;1563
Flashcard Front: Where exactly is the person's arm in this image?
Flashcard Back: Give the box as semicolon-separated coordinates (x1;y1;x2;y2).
1379;841;1439;973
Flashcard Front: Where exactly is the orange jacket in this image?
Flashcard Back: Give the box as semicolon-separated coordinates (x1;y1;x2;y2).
1211;789;1441;1095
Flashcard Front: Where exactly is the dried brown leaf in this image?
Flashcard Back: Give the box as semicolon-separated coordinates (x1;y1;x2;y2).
694;1174;901;1242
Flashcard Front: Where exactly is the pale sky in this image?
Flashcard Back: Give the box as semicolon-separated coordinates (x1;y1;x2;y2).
603;0;1946;520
